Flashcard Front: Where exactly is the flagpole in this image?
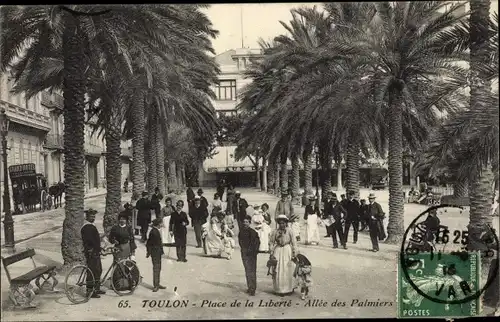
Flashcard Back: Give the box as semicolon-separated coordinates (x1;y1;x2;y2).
240;5;244;48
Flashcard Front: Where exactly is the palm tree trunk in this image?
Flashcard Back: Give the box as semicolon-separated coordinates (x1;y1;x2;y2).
336;161;343;190
146;121;157;192
156;122;165;195
131;96;146;201
275;161;281;195
280;152;289;193
103;111;122;235
346;142;360;198
255;159;261;189
385;92;405;244
169;161;178;190
468;164;495;286
453;178;469;198
262;159;268;192
60;15;86;267
291;156;300;199
303;149;314;196
469;1;495;302
176;165;183;190
268;161;275;193
321;157;332;196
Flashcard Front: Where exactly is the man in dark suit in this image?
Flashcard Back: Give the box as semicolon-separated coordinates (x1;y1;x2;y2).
216;179;226;202
150;187;163;219
322;192;334;237
366;193;386;252
136;191;151;242
81;208;105;298
232;191;248;230
238;215;260;296
330;194;347;249
146;218;166;292
197;188;209;211
343;191;360;244
190;196;208;248
186;186;195;213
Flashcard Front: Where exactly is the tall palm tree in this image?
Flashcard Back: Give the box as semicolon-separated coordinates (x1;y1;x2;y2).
2;4;219;266
354;2;469;243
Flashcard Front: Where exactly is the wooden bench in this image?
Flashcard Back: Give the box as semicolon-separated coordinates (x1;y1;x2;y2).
1;248;59;308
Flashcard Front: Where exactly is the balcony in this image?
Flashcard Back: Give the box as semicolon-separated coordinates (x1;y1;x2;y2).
41;91;64;113
85;143;104;157
43;134;64;151
0;99;51;132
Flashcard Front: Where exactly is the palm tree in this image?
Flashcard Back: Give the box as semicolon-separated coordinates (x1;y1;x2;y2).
353;2;469;243
1;4;219;266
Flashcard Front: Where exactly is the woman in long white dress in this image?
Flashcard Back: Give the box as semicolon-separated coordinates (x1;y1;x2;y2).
161;198;176;245
251;209;271;252
209;193;223;215
203;210;226;258
304;195;320;245
269;215;298;296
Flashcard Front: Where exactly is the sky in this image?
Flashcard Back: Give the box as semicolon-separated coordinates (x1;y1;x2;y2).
204;3;323;54
204;1;499;55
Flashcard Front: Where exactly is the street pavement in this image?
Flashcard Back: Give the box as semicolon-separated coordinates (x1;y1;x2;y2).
0;188;498;320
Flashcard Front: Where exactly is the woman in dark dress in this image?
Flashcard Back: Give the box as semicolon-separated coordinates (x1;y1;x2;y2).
169;200;190;262
109;213;137;261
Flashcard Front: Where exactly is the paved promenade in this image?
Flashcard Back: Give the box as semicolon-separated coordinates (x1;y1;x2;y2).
0;188;497;320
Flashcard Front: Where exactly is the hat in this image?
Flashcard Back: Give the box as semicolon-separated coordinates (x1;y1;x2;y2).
368;193;376;199
118;212;128;220
253;204;260;209
142;191;148;196
281;192;289;197
308;195;316;200
194;196;201;200
197;188;203;193
84;208;98;215
152;218;162;227
276;214;289;222
235;191;241;195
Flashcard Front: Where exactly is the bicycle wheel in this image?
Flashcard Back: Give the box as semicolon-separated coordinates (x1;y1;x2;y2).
65;264;94;304
111;259;140;296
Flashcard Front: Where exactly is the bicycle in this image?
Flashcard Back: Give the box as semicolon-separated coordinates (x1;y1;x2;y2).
64;247;141;304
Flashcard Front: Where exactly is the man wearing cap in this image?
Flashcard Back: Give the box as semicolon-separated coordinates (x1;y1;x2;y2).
232;191;248;229
366;193;385;252
146;218;166;292
343;191;361;244
81;208;105;298
274;192;294;228
190;196;208;248
136;191;152;242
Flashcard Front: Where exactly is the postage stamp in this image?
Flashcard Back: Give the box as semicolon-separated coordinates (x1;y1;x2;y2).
398;204;500;319
398;252;481;318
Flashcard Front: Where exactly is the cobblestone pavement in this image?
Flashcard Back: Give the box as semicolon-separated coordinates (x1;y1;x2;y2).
1;188;497;320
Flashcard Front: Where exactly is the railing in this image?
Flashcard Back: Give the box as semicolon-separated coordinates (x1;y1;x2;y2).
43;134;64;149
41;91;63;110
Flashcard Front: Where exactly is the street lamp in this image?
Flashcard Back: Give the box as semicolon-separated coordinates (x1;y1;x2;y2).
314;145;319;199
1;108;15;252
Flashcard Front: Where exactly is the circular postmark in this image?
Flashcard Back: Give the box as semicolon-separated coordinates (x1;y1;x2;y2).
400;204;499;305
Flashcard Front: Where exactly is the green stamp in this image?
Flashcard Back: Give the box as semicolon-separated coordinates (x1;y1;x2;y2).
398;252;481;318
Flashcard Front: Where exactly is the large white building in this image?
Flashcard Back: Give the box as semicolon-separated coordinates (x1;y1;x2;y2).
199;48;265;187
0;72;132;210
200;48;390;188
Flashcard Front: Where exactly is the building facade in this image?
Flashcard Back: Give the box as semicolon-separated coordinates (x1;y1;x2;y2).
200;48;392;188
200;48;264;186
0;72;132;210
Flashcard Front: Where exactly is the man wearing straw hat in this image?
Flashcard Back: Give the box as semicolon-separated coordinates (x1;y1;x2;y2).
366;193;386;252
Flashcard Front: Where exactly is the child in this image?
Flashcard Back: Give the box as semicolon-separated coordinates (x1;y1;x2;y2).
221;222;235;260
293;253;313;300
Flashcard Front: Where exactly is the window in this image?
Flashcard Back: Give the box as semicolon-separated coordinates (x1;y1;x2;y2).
215;80;237;101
